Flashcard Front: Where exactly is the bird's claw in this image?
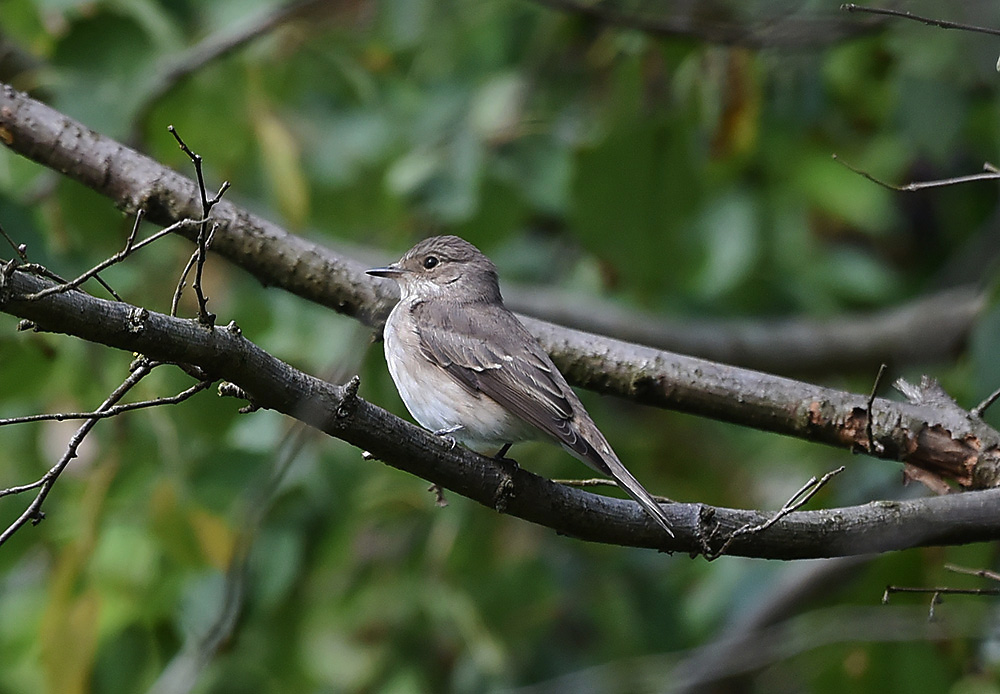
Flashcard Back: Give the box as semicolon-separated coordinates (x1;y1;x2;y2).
433;425;462;450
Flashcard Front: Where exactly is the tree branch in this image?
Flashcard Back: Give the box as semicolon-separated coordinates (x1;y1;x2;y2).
2;81;998;493
503;284;982;375
5;264;1000;558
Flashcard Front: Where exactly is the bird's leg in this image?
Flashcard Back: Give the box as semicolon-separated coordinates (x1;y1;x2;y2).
493;442;519;472
432;424;462;450
489;442;519;514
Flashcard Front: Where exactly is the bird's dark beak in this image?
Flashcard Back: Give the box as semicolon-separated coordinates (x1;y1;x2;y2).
366;263;404;278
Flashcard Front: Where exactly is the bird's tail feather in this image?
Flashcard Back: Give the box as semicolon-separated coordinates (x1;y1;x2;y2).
568;440;674;537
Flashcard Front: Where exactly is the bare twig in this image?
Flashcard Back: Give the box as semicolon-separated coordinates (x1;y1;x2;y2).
0;378;213;428
0;222;27;261
883;562;1000;619
553;477;672;503
945;563;1000;583
0;359;157;546
171;222;220;318
883;585;1000;620
833;154;1000;191
706;466;846;559
841;4;1000;38
882;586;1000;600
972;385;1000;418
168;125;229;326
22;214;205;302
866;364;887;455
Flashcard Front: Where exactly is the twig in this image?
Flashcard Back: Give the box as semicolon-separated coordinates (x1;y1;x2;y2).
883;563;1000;619
0;359;157;547
833;155;1000;191
841;4;1000;38
706;466;846;559
882;586;1000;599
168;125;230;326
0;223;28;261
972;385;1000;418
0;378;213;428
945;563;1000;583
171;222;220;318
865;364;887;455
883;585;1000;620
553;477;673;503
21;214;204;302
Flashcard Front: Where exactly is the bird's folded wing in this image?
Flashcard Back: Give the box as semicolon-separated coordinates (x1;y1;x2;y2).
412;301;592;459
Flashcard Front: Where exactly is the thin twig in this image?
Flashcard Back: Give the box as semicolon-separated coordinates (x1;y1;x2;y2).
841;4;1000;38
945;563;1000;583
866;363;887;455
21;214;204;302
553;477;673;503
833;154;1000;191
8;262;68;286
171;221;221;317
0;379;213;428
883;565;1000;619
972;385;1000;418
883;584;1000;617
882;586;1000;599
0;223;28;261
708;466;846;559
168;126;229;327
0;360;157;546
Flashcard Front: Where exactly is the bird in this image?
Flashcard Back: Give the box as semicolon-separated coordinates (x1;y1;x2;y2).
367;235;673;536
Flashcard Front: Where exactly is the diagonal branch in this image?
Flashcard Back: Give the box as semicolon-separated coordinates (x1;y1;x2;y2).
4;264;1000;558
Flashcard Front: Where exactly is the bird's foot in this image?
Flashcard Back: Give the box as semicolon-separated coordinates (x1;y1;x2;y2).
490;443;519;513
432;424;462;450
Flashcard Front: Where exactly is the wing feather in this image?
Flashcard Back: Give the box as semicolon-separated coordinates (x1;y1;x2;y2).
411;301;590;458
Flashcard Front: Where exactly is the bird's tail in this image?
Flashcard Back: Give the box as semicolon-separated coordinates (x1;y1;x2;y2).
568;435;674;537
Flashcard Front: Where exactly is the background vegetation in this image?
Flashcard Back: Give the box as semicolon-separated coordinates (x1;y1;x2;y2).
3;0;1000;692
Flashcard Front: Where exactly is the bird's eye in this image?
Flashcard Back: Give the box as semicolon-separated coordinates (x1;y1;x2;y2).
423;255;439;269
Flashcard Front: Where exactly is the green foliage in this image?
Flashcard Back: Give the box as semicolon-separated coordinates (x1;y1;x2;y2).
3;1;1000;692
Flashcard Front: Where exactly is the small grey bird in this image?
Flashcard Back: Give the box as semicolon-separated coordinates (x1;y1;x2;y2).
367;235;672;536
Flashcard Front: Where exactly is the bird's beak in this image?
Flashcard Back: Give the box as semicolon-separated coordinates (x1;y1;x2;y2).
366;263;404;278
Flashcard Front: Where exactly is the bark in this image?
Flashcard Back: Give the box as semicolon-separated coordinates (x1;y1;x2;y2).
4;264;1000;558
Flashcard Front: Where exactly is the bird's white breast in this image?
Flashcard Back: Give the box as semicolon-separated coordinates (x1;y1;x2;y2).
383;298;533;451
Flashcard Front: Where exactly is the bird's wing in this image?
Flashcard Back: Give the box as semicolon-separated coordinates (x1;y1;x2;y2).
413;300;674;536
411;300;594;461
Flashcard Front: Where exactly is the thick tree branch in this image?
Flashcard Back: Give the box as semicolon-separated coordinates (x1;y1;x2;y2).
504;285;982;375
4;265;1000;558
1;82;998;493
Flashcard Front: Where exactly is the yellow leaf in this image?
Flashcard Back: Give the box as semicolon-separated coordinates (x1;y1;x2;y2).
188;507;236;570
253;105;311;229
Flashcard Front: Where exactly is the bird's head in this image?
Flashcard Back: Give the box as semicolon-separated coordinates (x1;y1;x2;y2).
367;235;502;303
